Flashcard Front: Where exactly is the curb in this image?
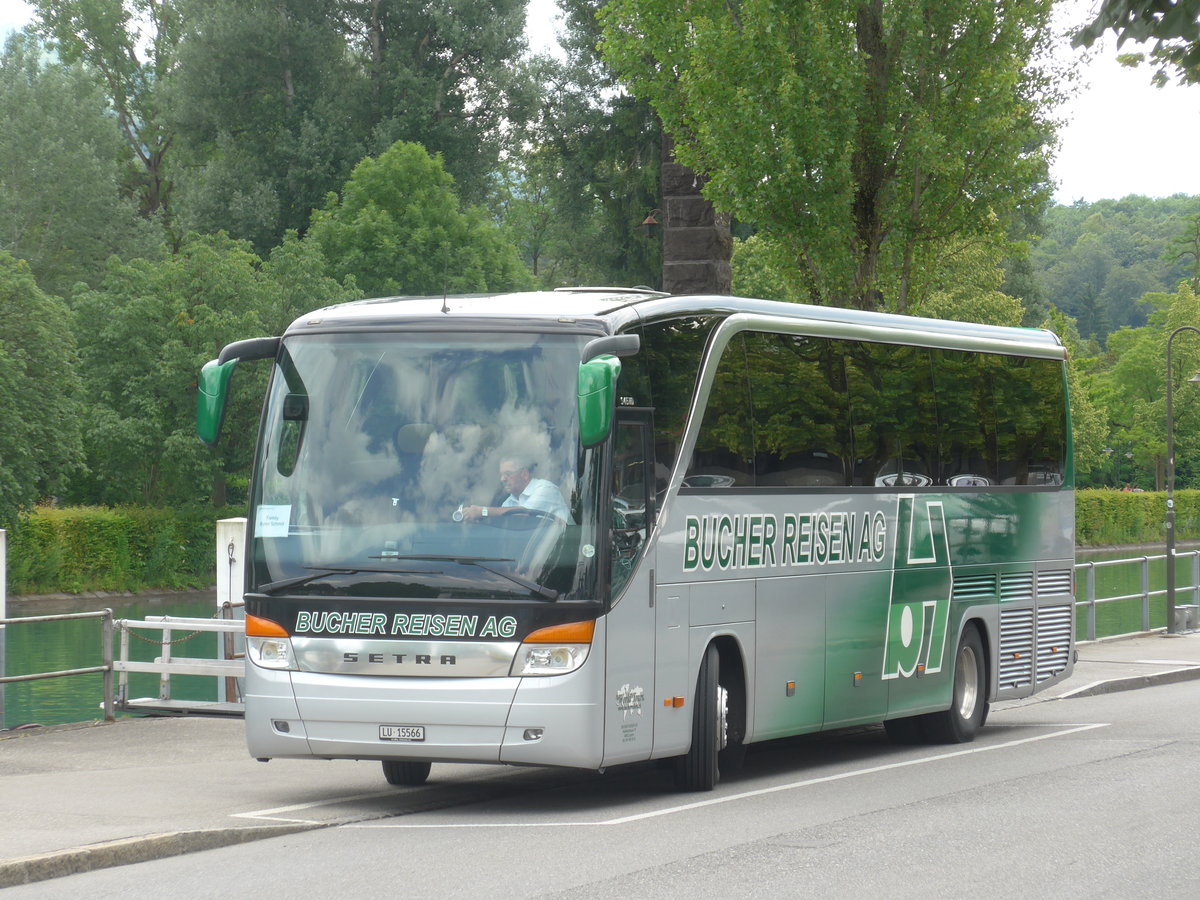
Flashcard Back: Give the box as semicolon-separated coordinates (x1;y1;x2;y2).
0;823;324;889
1055;664;1200;700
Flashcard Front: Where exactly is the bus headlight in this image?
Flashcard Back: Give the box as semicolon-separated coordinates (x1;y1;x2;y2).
246;614;296;671
509;620;595;677
247;636;296;670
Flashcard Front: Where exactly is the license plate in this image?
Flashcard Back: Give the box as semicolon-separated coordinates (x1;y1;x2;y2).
379;724;425;742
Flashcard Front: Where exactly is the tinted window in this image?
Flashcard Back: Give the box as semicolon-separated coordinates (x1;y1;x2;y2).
687;333;754;486
630;316;722;488
658;326;1065;491
847;342;940;487
746;332;850;486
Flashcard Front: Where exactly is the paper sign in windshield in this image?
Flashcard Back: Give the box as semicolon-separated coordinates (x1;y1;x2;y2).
255;504;291;537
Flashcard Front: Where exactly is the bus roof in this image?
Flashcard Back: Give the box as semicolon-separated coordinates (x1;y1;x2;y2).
284;288;1065;356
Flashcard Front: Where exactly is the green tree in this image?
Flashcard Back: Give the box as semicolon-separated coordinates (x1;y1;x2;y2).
336;0;538;208
66;232;357;507
1031;196;1200;337
169;0;366;253
1167;212;1200;287
1041;307;1107;480
0;252;84;526
600;0;1063;311
519;0;662;289
731;235;806;304
1089;283;1200;489
0;34;160;296
33;0;182;217
1073;0;1200;87
307;141;534;297
1042;230;1115;340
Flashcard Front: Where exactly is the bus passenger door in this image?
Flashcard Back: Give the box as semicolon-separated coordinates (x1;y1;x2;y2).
601;410;658;766
653;582;691;758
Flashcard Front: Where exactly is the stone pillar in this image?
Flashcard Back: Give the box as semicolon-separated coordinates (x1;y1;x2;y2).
661;134;732;295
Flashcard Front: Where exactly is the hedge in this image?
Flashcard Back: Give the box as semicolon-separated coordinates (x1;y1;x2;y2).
1075;489;1198;548
1;493;1191;596
6;505;242;596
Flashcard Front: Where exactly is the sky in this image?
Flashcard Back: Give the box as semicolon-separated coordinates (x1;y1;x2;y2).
2;0;1198;205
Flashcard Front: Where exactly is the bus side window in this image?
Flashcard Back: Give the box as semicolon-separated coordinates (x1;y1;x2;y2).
933;348;1000;485
746;332;851;487
687;333;754;486
636;315;723;491
846;342;939;487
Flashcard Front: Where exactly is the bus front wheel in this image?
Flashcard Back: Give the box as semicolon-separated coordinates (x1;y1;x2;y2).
922;625;988;743
382;759;432;786
674;644;724;792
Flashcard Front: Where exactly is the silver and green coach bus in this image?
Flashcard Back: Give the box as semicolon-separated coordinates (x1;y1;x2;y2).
198;288;1074;791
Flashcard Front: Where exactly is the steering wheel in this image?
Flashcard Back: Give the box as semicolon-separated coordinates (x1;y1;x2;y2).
483;508;552;531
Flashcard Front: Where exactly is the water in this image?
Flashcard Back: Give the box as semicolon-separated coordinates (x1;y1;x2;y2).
1;591;222;730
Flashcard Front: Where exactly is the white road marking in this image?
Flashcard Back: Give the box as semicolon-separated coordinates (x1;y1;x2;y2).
326;722;1110;830
233;789;410;823
1134;659;1200;666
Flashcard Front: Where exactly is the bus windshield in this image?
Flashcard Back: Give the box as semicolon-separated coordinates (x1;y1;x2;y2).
249;331;602;603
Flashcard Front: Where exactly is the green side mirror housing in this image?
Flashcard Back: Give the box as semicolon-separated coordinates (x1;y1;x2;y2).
578;354;622;448
196;357;238;447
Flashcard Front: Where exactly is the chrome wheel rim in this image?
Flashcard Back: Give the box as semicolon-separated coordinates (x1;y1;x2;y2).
717;684;729;751
955;643;980;720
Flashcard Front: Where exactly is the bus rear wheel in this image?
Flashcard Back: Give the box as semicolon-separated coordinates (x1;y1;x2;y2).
674;644;724;792
922;625;988;743
382;760;432;786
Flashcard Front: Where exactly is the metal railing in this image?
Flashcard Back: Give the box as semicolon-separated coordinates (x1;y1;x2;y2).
112;603;245;716
1074;549;1200;641
1;605;246;724
0;610;116;721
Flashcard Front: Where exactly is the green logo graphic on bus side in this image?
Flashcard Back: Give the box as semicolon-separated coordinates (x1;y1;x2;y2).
882;496;953;680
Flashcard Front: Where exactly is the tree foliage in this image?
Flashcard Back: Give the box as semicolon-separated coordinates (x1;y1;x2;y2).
33;0;182;217
518;0;663;288
0;253;84;526
1032;195;1200;341
0;34;160;296
67;233;357;507
307;140;533;297
168;0;365;253
1073;0;1200;87
1083;282;1200;489
600;0;1063;311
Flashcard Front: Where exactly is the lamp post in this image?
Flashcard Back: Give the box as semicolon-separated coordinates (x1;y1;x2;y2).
1164;325;1200;634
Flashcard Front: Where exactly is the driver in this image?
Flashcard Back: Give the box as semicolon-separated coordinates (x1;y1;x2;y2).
460;457;572;523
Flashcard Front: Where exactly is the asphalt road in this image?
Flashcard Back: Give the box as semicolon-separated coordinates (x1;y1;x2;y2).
9;680;1199;899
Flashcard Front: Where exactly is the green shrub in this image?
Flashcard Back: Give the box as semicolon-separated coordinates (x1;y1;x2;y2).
6;505;242;595
1076;489;1199;547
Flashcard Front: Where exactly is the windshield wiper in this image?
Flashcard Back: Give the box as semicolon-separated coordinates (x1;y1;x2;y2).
257;565;431;596
381;554;561;602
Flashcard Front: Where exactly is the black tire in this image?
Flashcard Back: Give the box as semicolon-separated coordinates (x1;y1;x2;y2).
382;760;432;786
674;644;723;792
921;625;989;744
718;666;747;773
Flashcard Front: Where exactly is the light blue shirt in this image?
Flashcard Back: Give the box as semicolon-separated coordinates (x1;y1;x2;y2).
503;477;572;523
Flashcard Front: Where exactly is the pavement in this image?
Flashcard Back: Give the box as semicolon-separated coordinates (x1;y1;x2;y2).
2;631;1200;889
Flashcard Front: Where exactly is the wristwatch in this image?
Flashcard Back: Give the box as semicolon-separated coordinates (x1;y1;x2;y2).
481;507;488;517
